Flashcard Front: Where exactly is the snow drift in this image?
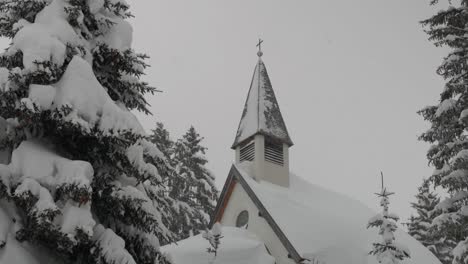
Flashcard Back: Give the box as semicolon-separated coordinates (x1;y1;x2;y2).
162;226;275;264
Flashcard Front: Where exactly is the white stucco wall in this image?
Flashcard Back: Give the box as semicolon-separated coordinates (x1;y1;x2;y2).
220;183;296;264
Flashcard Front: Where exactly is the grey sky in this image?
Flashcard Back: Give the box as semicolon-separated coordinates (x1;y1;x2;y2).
0;1;448;220
128;0;447;219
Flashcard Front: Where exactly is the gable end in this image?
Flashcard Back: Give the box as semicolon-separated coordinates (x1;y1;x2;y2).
211;165;303;263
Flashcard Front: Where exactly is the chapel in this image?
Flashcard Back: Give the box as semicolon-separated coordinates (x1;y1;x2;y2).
207;48;442;264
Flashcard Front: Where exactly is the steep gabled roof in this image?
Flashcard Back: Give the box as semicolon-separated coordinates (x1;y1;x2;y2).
232;58;293;149
211;164;303;263
212;164;443;264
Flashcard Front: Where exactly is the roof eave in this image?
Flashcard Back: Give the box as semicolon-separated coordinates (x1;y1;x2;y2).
211;165;303;263
231;131;294;150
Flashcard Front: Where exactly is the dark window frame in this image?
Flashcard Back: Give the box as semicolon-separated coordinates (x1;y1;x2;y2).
236;210;249;228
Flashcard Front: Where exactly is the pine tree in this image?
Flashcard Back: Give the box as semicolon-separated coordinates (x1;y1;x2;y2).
368;183;410;264
148;122;174;188
203;222;223;263
172;126;218;238
149;122;174;160
407;179;440;246
147;122;201;242
0;1;175;263
419;1;468;262
407;179;453;264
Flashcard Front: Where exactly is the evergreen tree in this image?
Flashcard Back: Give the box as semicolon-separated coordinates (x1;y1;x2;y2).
149;122;174;160
419;1;468;262
203;222;223;263
148;122;174;189
148;122;202;242
368;184;410;264
407;179;440;241
407;179;452;264
172;126;218;238
0;0;176;263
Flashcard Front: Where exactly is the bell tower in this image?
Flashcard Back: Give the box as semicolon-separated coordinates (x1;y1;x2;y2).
232;42;293;187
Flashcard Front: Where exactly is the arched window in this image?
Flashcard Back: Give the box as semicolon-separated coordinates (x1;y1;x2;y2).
236;210;249;228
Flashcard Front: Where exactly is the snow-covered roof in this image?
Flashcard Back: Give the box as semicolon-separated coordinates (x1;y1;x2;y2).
219;164;442;264
161;227;275;264
231;57;293;149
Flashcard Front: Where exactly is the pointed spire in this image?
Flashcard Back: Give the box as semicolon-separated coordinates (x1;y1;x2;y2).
232;48;293;149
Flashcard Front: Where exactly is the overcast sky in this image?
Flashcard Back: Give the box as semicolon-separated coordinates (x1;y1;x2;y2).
127;0;448;220
0;1;449;220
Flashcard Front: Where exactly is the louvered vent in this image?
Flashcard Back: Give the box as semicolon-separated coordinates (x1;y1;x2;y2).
239;141;255;162
265;140;283;166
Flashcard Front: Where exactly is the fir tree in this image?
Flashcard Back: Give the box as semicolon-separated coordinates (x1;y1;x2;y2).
147;122;202;242
407;179;453;264
172;126;218;238
148;122;174;189
149;122;174;160
407;179;440;242
368;180;410;264
419;1;468;262
203;222;223;264
0;0;176;263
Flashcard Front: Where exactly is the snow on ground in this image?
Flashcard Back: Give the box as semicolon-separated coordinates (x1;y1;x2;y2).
235;163;442;264
162;226;275;264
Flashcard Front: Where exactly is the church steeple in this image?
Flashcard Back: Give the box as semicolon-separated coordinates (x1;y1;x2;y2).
232;43;292;187
232;46;293;149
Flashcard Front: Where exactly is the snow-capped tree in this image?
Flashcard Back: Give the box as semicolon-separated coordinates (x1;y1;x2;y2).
147;123;200;241
368;185;410;264
203;222;223;260
419;1;468;262
147;124;218;241
148;122;174;189
0;0;176;263
172;126;218;237
407;179;440;241
407;179;453;264
149;122;174;160
431;191;468;264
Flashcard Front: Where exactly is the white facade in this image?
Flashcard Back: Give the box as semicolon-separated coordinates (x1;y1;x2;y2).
219;182;296;264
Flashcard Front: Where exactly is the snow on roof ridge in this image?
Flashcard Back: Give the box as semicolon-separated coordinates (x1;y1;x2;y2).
231;164;442;264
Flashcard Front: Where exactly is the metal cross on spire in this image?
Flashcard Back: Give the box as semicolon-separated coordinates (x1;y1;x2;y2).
256;38;264;57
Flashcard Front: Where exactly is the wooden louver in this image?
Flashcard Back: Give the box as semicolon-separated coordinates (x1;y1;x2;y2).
265;140;283;166
240;141;255;162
